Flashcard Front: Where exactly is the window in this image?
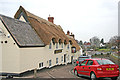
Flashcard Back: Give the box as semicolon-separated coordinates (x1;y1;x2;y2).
86;60;93;65
1;41;3;43
56;43;58;49
61;56;63;62
72;47;76;53
67;44;69;49
81;60;87;66
96;60;114;65
68;55;69;61
49;60;52;66
39;62;43;68
61;43;63;48
49;43;52;49
59;39;62;45
56;58;58;64
5;41;7;43
52;38;55;45
64;40;67;45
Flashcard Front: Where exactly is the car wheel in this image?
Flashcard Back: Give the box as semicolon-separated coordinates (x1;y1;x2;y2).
111;77;118;80
90;72;97;80
74;69;78;76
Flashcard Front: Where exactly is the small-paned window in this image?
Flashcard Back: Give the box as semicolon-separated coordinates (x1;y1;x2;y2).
56;43;58;49
56;58;58;64
49;60;52;66
86;60;93;65
72;47;76;53
49;43;52;49
52;38;55;45
68;55;69;61
69;40;72;45
64;40;67;45
1;41;3;43
39;62;43;68
61;43;63;48
59;39;62;45
67;44;69;49
5;41;7;43
61;56;63;62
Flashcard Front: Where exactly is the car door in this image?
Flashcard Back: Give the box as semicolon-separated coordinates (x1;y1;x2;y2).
77;60;87;75
84;60;94;76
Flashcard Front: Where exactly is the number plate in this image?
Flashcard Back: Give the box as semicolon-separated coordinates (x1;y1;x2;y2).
106;68;114;70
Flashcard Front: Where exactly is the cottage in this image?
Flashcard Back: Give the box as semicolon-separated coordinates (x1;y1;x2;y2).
0;6;81;76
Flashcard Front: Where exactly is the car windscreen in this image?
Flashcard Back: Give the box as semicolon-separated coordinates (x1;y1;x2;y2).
96;59;115;65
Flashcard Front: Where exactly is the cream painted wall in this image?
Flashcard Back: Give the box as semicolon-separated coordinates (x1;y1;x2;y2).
19;41;73;73
0;20;20;73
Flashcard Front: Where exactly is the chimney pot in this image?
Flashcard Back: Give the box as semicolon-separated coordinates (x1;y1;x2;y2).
67;31;70;35
48;15;54;23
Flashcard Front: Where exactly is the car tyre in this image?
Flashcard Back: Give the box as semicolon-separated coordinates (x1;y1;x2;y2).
74;69;78;76
90;72;97;80
111;77;118;80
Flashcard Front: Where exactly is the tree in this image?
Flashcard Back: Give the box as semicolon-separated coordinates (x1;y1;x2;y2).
109;36;118;46
109;36;120;49
90;36;100;48
79;40;83;45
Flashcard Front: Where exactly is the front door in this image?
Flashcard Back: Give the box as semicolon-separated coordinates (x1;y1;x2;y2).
64;54;66;63
71;56;73;63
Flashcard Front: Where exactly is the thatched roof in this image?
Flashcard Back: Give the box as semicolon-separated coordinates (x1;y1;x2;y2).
0;14;45;47
14;6;80;51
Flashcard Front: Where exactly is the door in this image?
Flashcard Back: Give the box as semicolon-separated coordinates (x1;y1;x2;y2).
64;54;66;63
84;60;94;76
71;56;73;63
78;60;87;75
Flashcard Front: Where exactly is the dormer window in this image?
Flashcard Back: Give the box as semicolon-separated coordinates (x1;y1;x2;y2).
69;40;72;45
59;39;62;45
64;40;67;45
52;38;55;45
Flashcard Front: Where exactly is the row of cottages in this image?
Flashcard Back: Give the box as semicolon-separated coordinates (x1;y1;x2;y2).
0;6;82;75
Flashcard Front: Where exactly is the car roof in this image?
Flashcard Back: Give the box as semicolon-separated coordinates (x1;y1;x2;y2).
79;56;89;58
85;58;107;61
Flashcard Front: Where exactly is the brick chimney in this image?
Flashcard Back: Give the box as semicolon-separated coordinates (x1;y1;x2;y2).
67;31;70;35
48;15;54;23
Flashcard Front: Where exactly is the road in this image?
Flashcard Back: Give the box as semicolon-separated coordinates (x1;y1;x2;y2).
2;63;118;80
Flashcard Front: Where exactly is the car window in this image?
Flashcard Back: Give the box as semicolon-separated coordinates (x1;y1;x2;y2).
96;59;115;65
81;60;87;66
86;60;93;65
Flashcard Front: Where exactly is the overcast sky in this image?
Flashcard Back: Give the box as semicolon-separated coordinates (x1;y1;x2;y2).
0;0;119;42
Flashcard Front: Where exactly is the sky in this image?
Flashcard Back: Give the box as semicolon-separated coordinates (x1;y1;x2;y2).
0;0;119;42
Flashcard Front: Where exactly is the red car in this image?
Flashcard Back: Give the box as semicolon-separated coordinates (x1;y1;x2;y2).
74;58;119;80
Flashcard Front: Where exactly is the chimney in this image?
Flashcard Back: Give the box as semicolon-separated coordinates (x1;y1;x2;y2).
67;31;70;35
48;15;54;23
70;32;75;39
